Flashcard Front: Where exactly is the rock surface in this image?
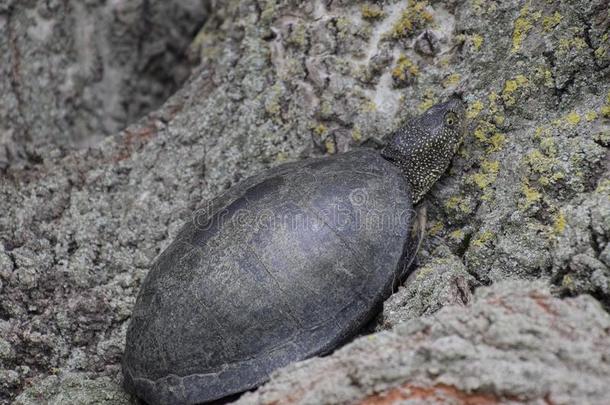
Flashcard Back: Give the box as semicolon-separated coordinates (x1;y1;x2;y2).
237;281;610;405
0;0;207;168
0;0;609;403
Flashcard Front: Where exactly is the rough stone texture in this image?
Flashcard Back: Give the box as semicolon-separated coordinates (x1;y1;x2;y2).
0;0;609;403
237;281;610;405
0;0;207;169
14;372;130;405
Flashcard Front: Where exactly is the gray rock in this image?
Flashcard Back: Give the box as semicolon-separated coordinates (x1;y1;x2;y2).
237;281;610;405
0;0;608;403
0;0;207;168
14;373;130;405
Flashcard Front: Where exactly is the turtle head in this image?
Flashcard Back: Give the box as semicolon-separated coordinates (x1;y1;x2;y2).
381;97;466;202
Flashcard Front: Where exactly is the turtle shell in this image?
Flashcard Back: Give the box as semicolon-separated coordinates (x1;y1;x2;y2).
123;148;414;404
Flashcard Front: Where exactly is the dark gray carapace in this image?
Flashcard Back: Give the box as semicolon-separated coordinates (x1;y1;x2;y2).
123;99;466;405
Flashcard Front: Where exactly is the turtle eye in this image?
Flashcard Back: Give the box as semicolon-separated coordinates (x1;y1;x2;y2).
445;112;458;127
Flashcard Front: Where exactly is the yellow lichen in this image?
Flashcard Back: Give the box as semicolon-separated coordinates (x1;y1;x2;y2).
534;66;554;88
286;22;309;48
320;100;333;117
361;4;385;20
558;36;587;55
325;138;336;154
561;274;574;288
487;133;506;152
472;230;494;248
474;121;505;153
312;123;327;136
512;5;541;53
391;55;419;82
502;75;528;106
596;179;610;193
428;221;444;236
445;195;473;214
565;111;581;126
467;100;484;119
351;127;362;142
585;111;598;122
388;2;433;39
471;0;485;16
602;92;610;118
493;115;505;126
542;11;562;32
553;211;566;234
418;92;437;113
471;34;484;51
523;148;564;187
534;126;550;140
443;73;461;88
469;160;500;189
539;137;557;157
595;46;607;60
449;229;465;241
521;182;541;207
415;266;434;280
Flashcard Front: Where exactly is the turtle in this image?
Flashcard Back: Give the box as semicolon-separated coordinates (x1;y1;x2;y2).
123;97;466;404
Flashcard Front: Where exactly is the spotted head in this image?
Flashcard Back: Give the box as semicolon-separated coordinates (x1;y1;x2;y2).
381;97;466;202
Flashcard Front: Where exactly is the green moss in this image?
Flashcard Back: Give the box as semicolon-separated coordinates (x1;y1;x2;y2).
388;2;433;39
361;4;385;20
